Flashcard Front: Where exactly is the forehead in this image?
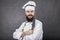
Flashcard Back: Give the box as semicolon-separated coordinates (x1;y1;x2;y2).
25;9;35;11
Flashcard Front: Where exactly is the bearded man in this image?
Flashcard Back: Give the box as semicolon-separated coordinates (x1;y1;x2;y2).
13;1;43;40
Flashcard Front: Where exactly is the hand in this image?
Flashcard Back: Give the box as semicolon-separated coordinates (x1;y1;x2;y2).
27;29;33;35
21;29;33;37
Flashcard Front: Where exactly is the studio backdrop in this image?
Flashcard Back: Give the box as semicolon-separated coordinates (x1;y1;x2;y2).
0;0;60;40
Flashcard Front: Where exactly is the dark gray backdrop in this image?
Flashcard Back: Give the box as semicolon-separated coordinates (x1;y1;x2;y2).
0;0;60;40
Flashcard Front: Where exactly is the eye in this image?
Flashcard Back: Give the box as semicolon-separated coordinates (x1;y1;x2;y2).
31;10;33;12
27;11;29;13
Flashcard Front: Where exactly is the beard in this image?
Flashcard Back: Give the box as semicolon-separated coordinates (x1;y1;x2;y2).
26;15;34;22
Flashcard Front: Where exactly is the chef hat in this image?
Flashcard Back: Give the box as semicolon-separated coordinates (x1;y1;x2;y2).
22;1;36;11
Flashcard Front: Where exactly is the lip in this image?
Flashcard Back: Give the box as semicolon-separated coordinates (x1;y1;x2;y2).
28;15;32;16
28;15;33;16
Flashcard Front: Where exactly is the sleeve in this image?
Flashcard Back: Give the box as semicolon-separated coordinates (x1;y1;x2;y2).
13;22;25;39
26;22;43;40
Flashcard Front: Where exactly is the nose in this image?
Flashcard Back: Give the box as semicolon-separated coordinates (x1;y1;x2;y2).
29;11;32;14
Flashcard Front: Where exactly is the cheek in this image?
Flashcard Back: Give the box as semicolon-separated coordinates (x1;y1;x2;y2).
25;13;29;16
32;12;35;16
25;12;30;15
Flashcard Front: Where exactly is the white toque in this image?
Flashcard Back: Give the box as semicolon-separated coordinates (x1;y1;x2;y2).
22;1;36;11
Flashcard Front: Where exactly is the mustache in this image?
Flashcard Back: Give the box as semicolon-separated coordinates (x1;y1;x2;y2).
27;14;33;16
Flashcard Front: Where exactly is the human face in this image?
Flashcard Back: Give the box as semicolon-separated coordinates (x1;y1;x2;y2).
25;9;35;19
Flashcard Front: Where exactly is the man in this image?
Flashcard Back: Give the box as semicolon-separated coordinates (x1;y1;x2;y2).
13;1;43;40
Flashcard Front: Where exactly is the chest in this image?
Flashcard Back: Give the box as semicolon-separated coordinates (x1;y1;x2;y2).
24;22;32;31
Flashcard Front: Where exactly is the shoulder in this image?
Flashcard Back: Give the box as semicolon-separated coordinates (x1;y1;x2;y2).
34;19;43;31
19;22;26;28
21;21;26;25
35;19;42;25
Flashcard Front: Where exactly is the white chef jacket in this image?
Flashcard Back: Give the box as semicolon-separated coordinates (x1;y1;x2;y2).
13;19;43;40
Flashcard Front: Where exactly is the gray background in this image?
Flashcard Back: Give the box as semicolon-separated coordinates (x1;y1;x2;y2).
0;0;60;40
